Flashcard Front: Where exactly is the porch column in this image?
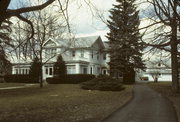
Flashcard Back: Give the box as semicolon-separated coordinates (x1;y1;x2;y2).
76;64;81;74
12;66;16;74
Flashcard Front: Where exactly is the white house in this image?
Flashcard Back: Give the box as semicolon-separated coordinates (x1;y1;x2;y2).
11;36;110;80
9;35;173;82
141;59;172;82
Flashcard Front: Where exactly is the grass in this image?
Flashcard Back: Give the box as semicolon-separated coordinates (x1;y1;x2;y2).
0;84;133;122
148;82;180;122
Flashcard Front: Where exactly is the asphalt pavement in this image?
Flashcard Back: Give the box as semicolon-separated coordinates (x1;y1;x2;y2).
103;84;178;122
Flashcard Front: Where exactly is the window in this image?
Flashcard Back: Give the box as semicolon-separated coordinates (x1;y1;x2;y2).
83;68;87;74
80;66;88;74
90;67;93;74
22;69;25;74
19;69;21;74
49;68;53;75
45;48;56;58
67;65;76;74
103;53;106;60
91;51;93;58
26;69;28;74
81;50;84;57
97;52;99;60
97;67;100;74
45;67;53;75
103;70;106;75
72;50;76;57
52;49;56;56
16;69;18;74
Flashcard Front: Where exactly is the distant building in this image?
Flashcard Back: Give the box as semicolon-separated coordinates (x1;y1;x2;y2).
142;61;172;82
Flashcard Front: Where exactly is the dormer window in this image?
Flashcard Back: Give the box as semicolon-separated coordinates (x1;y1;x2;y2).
72;50;76;57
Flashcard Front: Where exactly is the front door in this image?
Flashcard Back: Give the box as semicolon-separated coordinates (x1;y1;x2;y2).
45;66;54;79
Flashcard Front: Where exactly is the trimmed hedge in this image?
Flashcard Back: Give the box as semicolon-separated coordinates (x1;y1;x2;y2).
46;74;95;84
4;75;39;83
80;75;125;91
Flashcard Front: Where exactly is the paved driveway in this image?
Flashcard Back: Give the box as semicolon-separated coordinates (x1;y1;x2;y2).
103;84;178;122
0;84;37;90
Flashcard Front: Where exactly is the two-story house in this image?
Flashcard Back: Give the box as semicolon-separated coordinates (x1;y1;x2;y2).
11;36;109;80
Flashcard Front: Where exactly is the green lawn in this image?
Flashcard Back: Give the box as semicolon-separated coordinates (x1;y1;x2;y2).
148;82;180;122
0;84;133;122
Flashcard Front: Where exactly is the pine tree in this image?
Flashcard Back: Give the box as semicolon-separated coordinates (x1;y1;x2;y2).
53;55;67;77
29;57;41;78
107;0;145;83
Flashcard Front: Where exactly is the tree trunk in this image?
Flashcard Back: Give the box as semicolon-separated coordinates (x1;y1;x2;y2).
171;3;179;93
39;61;43;88
171;43;179;92
123;68;135;84
154;77;158;83
39;65;43;88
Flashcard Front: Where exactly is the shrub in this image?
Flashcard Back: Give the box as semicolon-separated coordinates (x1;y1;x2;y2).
29;57;41;78
4;75;39;83
46;74;95;84
53;55;67;77
80;76;125;91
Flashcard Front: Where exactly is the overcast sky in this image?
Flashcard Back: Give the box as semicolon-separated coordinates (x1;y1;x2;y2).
9;0;150;41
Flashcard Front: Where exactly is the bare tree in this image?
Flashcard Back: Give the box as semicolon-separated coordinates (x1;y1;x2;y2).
139;0;180;92
11;1;69;87
148;61;162;83
0;0;56;31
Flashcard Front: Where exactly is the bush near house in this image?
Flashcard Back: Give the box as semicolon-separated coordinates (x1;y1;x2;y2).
4;75;39;83
46;74;95;84
53;55;67;77
80;75;125;91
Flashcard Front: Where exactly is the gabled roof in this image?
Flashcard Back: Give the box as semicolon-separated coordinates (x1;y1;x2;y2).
43;38;58;47
56;36;105;49
73;36;101;48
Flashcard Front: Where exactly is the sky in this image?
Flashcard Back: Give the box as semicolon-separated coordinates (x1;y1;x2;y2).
8;0;150;41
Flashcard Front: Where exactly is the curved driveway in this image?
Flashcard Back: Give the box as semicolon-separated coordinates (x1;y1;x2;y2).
103;84;178;122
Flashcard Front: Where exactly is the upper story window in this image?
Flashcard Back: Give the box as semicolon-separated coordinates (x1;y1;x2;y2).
103;53;106;60
91;50;93;59
72;50;76;57
97;52;99;60
45;48;56;58
81;50;84;57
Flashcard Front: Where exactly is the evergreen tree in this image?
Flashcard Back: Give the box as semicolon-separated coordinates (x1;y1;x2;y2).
107;0;145;83
53;55;67;77
0;48;11;80
29;57;41;78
